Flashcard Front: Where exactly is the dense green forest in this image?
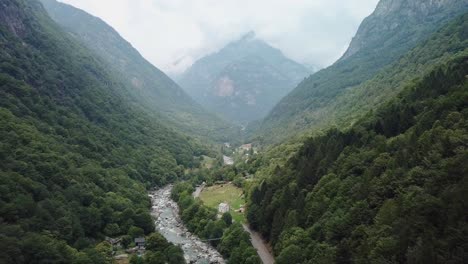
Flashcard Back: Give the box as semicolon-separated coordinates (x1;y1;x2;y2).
39;0;240;143
252;0;468;144
245;8;468;183
128;233;185;264
171;182;261;264
2;0;468;263
246;15;468;263
0;0;203;262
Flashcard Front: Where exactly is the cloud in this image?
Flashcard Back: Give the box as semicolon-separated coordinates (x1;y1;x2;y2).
59;0;379;75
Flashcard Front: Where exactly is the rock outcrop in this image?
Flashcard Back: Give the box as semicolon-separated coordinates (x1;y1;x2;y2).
342;0;468;60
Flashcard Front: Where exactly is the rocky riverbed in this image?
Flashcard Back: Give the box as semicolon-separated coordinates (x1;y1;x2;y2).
149;185;225;264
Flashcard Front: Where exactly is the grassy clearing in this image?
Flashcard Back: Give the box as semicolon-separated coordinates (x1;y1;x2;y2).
199;183;245;223
201;155;216;169
114;255;129;264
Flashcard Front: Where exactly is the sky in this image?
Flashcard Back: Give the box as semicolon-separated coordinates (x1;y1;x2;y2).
59;0;379;76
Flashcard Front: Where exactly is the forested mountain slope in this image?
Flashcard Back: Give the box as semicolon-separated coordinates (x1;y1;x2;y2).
0;0;201;262
40;0;238;142
246;14;468;263
253;0;468;144
178;32;310;124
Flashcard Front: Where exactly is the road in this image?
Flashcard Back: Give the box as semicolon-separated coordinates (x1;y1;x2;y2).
242;224;275;264
192;174;273;263
192;183;205;198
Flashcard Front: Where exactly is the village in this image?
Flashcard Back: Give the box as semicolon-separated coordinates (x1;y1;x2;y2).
222;143;257;166
108;142;259;263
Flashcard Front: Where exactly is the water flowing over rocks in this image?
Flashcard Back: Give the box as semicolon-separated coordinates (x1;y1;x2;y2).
149;185;225;264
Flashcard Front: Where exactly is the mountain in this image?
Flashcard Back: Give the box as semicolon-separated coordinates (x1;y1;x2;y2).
177;32;310;124
40;0;239;143
253;0;468;143
246;14;468;263
0;0;200;262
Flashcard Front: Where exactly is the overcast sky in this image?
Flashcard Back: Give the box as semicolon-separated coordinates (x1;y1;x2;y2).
59;0;379;75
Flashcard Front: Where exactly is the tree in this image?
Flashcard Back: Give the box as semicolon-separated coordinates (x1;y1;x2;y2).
134;212;155;234
276;245;305;264
95;241;113;263
222;212;233;226
144;251;166;264
164;245;185;264
310;243;336;264
121;235;132;248
146;233;169;251
104;223;120;237
128;226;144;238
129;255;144;264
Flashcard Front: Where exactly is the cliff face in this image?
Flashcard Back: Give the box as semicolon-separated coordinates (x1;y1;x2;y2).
178;32;310;124
342;0;468;60
0;0;28;38
374;0;451;16
40;0;239;142
254;0;468;143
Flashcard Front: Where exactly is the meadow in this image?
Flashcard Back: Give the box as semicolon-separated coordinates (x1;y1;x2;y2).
199;183;245;223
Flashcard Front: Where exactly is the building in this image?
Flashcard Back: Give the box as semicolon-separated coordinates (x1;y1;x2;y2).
235;205;245;214
105;237;122;248
240;143;252;151
218;202;230;214
135;237;145;249
223;155;234;165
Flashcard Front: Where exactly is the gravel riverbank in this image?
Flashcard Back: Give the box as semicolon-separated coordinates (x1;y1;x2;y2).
149;185;225;264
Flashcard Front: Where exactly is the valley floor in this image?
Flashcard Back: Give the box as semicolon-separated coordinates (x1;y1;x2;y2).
150;185;225;263
196;182;275;263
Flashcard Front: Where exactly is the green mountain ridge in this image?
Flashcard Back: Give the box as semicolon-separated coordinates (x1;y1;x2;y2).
253;0;468;144
1;0;468;263
246;13;468;263
40;0;239;143
178;31;311;124
0;0;199;262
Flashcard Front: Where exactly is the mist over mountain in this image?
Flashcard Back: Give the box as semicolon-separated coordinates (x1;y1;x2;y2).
178;32;311;124
253;0;468;143
40;0;239;143
1;0;467;263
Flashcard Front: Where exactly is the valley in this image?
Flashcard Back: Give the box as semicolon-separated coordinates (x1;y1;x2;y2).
1;0;467;264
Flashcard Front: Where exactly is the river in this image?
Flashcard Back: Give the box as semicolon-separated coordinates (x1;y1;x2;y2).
149;185;225;264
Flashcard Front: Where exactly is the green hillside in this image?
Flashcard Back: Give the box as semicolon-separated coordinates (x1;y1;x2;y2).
246;14;468;263
0;0;199;262
40;0;239;143
2;0;468;263
253;0;468;144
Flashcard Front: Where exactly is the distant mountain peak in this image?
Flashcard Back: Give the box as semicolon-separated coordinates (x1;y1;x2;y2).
256;0;468;143
178;32;311;124
239;31;256;41
341;0;468;60
374;0;452;17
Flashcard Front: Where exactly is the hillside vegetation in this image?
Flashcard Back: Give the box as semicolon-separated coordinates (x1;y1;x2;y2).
40;0;239;143
246;14;468;263
253;0;468;144
0;0;203;262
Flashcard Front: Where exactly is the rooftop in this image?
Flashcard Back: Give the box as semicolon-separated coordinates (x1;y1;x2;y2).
134;237;145;243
